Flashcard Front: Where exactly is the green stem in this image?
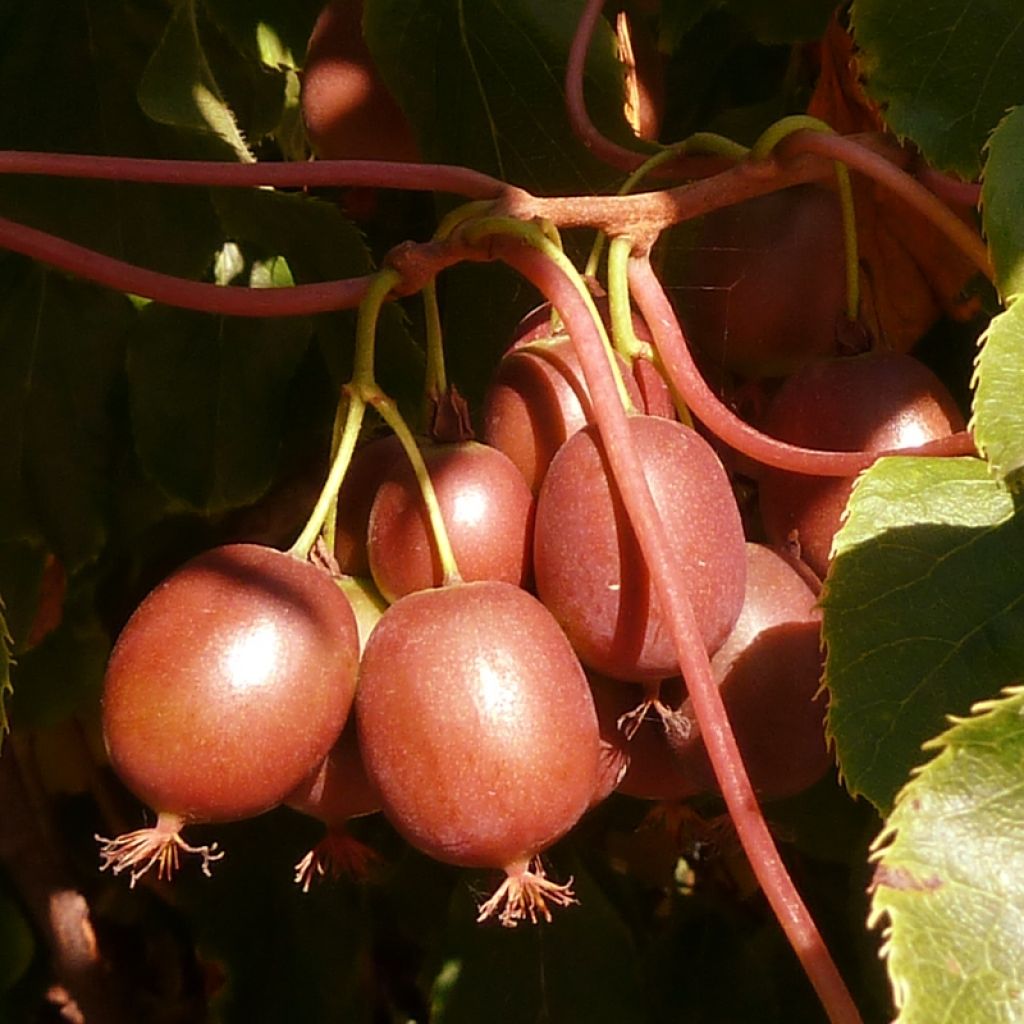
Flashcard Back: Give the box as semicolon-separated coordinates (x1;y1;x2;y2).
369;391;462;585
462;216;634;413
352;269;401;385
584;134;749;279
607;236;693;426
435;199;499;241
290;393;366;561
752;115;860;320
422;280;447;399
607;235;642;361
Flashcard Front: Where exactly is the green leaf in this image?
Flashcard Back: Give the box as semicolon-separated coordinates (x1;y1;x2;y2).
822;456;1024;813
972;300;1024;485
0;262;135;570
982;105;1024;303
128;305;312;514
431;857;647;1024
212;186;425;412
176;811;375;1024
364;0;639;193
0;883;35;993
870;685;1024;1023
0;541;50;653
850;0;1024;179
139;0;255;161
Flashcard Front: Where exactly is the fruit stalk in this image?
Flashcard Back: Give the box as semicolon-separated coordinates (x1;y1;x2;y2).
491;236;863;1024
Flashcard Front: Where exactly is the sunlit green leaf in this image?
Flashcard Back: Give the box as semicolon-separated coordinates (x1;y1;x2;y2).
822;456;1024;813
972;300;1024;486
982;105;1024;303
870;685;1024;1024
364;0;639;193
851;0;1024;178
202;0;324;69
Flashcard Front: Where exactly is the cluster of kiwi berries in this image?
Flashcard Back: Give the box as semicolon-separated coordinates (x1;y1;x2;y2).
95;0;967;927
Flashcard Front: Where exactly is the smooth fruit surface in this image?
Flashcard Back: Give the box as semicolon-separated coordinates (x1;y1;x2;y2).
102;544;360;824
356;581;600;870
669;544;830;799
483;336;643;493
676;184;849;378
534;415;747;680
367;440;534;601
758;353;965;577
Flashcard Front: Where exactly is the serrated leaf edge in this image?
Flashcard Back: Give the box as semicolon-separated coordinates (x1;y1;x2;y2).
968;300;1024;487
865;683;1024;1013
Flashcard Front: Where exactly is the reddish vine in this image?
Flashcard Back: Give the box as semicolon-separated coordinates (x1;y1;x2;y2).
0;5;995;1021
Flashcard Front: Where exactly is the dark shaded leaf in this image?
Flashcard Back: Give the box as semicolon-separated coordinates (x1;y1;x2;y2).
7;576;109;729
0;0;223;279
364;0;640;194
431;856;648;1024
851;0;1024;178
127;305;311;513
0;262;134;570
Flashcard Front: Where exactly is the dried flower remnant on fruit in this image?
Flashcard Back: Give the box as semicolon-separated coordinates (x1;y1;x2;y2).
476;857;578;927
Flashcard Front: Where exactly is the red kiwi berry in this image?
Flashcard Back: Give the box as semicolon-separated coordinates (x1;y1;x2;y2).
666;544;830;800
287;574;385;890
356;580;600;926
302;0;419;163
287;720;381;890
366;440;535;602
533;415;747;681
757;352;966;578
97;544;360;886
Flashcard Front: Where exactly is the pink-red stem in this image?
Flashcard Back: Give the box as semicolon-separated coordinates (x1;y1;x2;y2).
628;256;976;476
780;132;992;280
494;238;863;1024
565;0;728;179
0;214;372;316
0;150;506;198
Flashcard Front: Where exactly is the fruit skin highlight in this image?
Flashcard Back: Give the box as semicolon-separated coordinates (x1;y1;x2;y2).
302;0;420;163
98;543;360;883
757;352;966;577
356;580;600;925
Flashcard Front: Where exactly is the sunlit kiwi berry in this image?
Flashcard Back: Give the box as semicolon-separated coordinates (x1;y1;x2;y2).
97;544;360;885
356;580;600;926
